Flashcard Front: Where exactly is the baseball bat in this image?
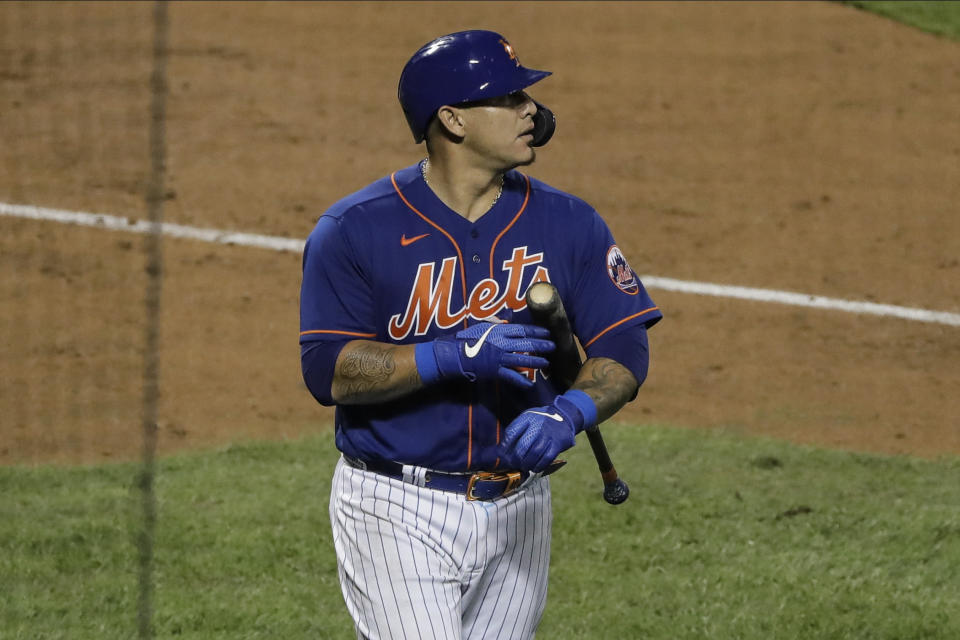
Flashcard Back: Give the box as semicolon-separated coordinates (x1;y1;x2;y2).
525;281;630;505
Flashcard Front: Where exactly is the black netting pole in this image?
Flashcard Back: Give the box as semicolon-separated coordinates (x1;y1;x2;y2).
138;1;168;638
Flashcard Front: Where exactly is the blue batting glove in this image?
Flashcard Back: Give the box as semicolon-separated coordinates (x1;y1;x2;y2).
499;390;598;472
415;322;555;388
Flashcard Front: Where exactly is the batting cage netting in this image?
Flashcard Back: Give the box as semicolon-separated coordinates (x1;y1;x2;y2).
2;2;166;634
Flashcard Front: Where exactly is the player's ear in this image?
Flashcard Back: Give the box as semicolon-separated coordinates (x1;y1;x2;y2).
435;105;467;139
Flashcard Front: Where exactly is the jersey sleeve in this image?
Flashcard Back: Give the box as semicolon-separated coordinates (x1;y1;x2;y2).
566;211;662;355
584;322;650;390
299;215;378;344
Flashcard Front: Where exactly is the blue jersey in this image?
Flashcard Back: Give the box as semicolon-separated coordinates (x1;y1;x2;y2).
300;162;661;472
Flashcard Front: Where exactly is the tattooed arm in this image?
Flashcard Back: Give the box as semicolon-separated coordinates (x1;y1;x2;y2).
572;357;639;424
331;345;639;412
331;340;423;405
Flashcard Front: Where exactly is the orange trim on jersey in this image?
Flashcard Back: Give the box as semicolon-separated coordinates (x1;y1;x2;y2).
391;172;469;330
494;380;501;469
299;329;377;338
489;174;531;279
467;404;474;469
582;307;659;348
392;171;476;468
483;177;528;472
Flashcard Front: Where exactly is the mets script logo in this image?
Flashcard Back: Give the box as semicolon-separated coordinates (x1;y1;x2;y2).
388;246;550;340
499;38;521;67
606;245;639;295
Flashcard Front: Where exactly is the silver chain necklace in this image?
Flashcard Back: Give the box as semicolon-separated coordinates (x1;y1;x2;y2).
421;159;504;211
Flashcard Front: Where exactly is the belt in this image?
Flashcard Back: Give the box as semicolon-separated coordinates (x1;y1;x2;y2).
343;455;566;501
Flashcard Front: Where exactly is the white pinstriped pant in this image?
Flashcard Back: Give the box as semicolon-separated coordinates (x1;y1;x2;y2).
329;456;553;640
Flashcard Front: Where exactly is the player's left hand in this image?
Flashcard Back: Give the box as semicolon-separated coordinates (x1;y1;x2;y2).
500;390;598;472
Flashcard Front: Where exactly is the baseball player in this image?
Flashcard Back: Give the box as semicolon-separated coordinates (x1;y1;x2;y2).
300;30;661;639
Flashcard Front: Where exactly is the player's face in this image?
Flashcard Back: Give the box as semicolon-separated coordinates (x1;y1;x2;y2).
458;91;539;169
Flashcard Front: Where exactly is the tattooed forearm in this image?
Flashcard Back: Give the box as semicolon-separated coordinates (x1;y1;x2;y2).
573;357;639;424
332;341;423;405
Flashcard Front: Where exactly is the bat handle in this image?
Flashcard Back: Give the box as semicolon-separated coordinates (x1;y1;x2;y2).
585;426;630;505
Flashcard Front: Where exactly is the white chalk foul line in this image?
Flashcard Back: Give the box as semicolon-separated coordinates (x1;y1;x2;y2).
0;202;306;253
640;275;960;327
3;201;959;327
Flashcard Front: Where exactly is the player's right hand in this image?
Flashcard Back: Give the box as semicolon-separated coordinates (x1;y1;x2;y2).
415;322;555;388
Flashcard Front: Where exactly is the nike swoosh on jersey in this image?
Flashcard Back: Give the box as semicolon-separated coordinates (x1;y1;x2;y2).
528;411;564;422
464;324;498;358
400;233;430;247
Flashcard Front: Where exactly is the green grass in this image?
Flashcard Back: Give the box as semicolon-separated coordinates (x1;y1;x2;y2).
844;1;960;40
3;426;959;639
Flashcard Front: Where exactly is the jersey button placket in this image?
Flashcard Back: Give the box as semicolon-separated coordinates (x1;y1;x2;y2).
464;230;487;324
470;228;482;265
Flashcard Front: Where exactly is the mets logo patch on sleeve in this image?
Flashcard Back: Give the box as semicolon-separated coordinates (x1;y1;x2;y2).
606;245;639;295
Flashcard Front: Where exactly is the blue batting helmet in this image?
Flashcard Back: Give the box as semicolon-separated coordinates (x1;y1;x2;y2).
398;30;552;144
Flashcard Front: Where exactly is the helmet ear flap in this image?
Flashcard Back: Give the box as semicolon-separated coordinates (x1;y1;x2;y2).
530;101;556;147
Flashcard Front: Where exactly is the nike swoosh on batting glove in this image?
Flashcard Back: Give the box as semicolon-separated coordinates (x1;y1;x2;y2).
414;322;555;388
499;390;598;472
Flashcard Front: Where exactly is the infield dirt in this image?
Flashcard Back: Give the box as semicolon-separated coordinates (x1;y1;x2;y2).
1;1;958;464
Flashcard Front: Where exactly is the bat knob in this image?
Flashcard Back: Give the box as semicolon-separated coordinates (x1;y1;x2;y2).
603;479;629;505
